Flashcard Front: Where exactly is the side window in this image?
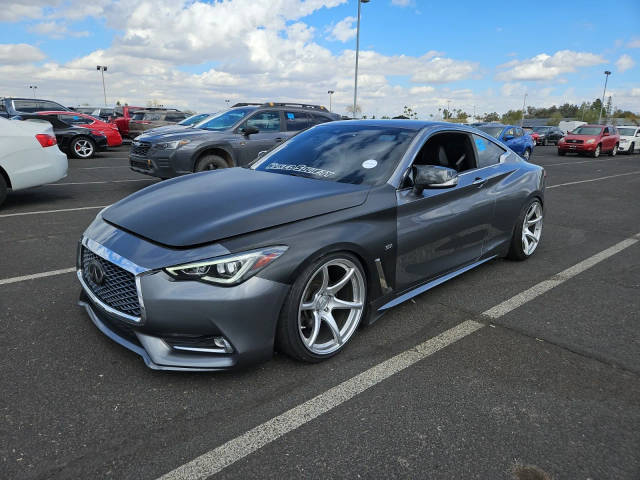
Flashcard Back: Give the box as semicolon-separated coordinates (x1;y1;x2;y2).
146;113;162;121
38;100;65;111
473;134;505;168
311;114;331;125
59;114;86;125
503;127;515;138
603;127;609;135
245;111;281;132
14;100;39;112
285;111;310;131
514;128;523;137
165;113;186;122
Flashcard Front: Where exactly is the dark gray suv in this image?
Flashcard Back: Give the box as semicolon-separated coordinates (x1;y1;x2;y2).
129;103;340;179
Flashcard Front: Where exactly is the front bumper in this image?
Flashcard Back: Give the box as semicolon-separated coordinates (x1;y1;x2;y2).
558;142;597;153
129;151;188;179
77;234;290;371
618;142;632;152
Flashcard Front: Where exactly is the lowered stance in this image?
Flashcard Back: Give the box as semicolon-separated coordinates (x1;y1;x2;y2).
0;117;68;206
77;121;545;371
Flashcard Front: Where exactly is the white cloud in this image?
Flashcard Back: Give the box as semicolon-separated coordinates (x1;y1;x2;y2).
29;21;90;39
391;0;412;6
500;82;524;97
410;57;478;84
628;38;640;48
328;16;356;42
0;44;46;64
615;54;635;73
496;50;606;81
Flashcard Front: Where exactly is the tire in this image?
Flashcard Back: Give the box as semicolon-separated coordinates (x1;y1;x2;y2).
69;136;96;159
0;174;7;207
609;144;618;156
630;143;635;155
542;138;548;146
194;154;228;172
557;150;566;156
276;252;367;363
507;199;543;261
522;148;531;161
592;144;601;158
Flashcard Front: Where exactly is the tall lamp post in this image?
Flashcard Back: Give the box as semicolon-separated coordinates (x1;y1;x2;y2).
327;90;335;112
520;92;527;127
29;85;38;98
598;70;611;124
353;0;370;119
96;65;108;106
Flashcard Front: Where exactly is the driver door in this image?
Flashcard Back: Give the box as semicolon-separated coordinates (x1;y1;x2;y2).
235;110;285;165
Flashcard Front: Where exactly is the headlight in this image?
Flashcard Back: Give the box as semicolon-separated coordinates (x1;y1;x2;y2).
155;139;190;150
620;138;629;143
164;246;288;286
586;139;596;144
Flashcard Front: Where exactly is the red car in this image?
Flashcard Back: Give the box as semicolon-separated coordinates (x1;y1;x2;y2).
523;127;539;145
110;105;145;139
557;124;620;158
37;111;122;147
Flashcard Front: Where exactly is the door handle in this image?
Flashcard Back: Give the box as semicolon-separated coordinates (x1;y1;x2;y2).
472;177;486;186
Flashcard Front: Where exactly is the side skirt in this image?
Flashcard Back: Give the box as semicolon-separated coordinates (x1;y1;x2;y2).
378;255;498;311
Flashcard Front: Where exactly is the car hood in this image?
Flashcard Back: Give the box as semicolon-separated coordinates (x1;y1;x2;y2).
102;168;370;247
564;134;599;140
136;128;223;143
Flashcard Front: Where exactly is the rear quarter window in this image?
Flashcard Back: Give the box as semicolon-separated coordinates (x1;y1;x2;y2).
473;134;506;168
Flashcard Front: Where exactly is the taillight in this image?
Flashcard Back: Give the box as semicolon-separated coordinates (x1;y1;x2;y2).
35;134;57;148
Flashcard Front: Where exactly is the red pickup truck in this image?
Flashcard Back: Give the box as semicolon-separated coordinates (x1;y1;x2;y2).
110;106;145;139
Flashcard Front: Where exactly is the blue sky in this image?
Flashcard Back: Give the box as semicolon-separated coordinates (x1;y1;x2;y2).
1;0;638;117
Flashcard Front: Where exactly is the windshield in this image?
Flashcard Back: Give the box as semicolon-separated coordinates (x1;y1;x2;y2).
179;113;211;126
196;108;254;131
476;126;503;138
572;126;602;135
532;126;550;132
252;124;417;186
618;127;636;136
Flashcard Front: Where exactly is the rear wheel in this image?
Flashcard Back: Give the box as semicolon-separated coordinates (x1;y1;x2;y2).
592;144;601;158
609;144;618;156
276;252;367;362
70;137;96;159
0;175;7;207
507;199;543;261
195;154;228;172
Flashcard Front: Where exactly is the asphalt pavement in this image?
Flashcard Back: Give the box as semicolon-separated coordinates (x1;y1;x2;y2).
1;144;639;480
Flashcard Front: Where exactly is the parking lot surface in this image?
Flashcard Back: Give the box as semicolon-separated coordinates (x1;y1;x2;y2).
1;145;639;479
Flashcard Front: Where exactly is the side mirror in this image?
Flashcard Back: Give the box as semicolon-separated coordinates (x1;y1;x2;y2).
413;165;458;194
257;150;268;158
240;125;259;136
636;132;640;137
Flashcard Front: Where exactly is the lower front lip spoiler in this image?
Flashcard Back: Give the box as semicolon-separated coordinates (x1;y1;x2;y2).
78;297;236;371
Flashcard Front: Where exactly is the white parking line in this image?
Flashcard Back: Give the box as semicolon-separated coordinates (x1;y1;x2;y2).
157;231;640;480
0;267;76;286
547;170;640;189
0;205;109;218
46;179;155;186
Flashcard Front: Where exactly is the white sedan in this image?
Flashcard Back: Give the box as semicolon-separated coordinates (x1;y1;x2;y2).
0;117;68;206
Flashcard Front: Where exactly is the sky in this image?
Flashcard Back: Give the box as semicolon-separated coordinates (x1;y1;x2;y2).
0;0;639;119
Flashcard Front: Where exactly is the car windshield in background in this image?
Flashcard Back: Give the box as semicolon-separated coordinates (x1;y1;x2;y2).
252;124;417;186
179;113;211;126
618;128;636;136
476;126;503;138
196;108;254;131
573;126;602;135
532;126;551;132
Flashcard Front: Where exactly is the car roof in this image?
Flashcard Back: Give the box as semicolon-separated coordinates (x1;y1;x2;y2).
323;119;454;131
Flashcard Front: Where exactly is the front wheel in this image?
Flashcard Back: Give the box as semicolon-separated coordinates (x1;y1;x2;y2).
592;145;601;158
507;199;543;261
195;154;228;172
276;253;367;362
609;144;618;156
522;148;531;161
70;137;96;159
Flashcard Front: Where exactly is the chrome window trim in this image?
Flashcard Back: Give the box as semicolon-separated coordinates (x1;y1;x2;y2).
79;236;151;324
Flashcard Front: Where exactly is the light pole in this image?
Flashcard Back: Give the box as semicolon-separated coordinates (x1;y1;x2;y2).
598;70;611;124
29;85;38;98
520;92;527;127
96;65;108;106
447;100;451;119
327;90;335;112
353;0;369;119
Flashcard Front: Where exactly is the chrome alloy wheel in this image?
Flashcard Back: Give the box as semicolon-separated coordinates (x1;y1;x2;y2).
74;139;94;158
298;258;366;355
522;201;543;256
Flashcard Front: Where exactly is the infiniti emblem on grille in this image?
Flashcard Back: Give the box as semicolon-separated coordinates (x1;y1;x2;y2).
87;260;105;285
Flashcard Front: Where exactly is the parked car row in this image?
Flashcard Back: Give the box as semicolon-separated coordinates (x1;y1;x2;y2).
474;124;535;160
557;124;621;157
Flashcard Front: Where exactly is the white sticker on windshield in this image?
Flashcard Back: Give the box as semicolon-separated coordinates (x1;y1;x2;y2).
362;159;377;169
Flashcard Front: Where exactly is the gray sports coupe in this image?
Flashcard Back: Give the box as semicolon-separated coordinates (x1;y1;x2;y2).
77;120;545;370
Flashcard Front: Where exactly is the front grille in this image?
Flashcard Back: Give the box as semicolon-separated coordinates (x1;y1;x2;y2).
131;141;151;156
566;139;583;144
81;247;141;318
130;158;151;170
